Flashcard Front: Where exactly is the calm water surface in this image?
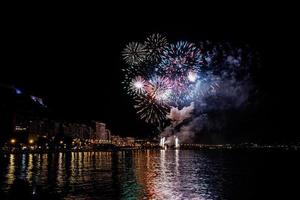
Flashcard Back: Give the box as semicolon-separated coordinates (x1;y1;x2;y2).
0;150;299;199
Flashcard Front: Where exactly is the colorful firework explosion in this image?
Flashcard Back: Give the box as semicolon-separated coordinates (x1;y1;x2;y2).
121;34;251;126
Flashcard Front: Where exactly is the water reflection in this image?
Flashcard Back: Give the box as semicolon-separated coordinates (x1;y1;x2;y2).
7;154;15;185
1;150;244;199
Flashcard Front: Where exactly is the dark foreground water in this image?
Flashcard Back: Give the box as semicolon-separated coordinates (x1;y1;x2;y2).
0;150;299;199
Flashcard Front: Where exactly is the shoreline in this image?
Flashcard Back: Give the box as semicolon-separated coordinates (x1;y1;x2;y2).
1;147;299;155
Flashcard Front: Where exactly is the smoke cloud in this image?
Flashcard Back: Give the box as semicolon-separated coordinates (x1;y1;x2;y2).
167;102;194;125
160;41;258;144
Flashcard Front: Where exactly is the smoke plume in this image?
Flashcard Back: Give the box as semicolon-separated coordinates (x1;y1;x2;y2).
160;46;257;144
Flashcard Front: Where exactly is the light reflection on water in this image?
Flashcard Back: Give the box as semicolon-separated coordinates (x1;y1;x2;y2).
1;150;292;199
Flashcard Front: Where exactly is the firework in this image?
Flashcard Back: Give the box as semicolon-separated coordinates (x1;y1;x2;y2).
130;76;146;94
122;40;204;124
121;34;252;126
134;94;170;125
122;42;148;66
146;76;173;103
187;71;197;82
127;75;173;125
145;33;168;62
159;41;202;77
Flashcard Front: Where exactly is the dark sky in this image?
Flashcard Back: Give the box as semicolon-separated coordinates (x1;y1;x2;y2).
1;7;298;140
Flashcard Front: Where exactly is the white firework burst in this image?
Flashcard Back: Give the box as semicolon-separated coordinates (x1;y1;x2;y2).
130;76;146;94
145;33;168;62
122;42;148;66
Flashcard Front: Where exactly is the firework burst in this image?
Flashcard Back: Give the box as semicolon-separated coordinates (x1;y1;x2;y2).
145;33;168;62
159;41;202;77
134;94;170;125
121;34;252;126
146;76;173;103
130;76;146;95
122;42;148;66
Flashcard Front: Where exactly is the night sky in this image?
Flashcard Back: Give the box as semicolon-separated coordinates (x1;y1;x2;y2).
1;8;298;141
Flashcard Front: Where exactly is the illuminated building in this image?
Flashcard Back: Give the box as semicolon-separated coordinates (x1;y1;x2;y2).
63;123;92;139
1;83;48;146
111;135;135;146
93;121;111;142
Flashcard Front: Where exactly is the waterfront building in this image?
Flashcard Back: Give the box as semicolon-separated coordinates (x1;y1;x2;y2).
93;121;111;143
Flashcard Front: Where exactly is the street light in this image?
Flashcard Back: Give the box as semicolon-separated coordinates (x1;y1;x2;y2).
29;139;34;144
10;139;16;144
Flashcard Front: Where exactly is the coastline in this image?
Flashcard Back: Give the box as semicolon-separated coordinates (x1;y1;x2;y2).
1;146;299;155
